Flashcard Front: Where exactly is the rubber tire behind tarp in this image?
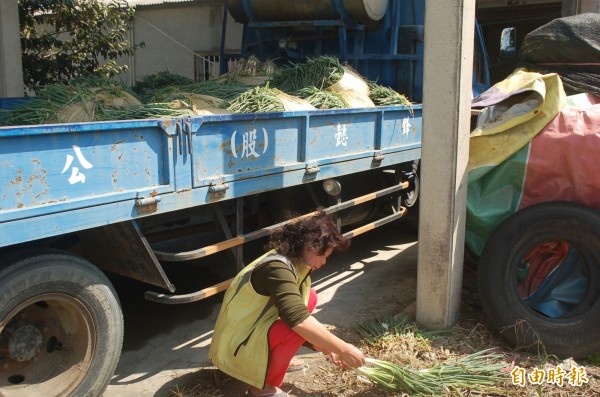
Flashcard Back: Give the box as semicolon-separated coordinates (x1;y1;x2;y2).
477;201;600;358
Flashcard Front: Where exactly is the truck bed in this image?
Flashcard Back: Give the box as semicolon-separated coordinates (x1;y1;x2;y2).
0;105;421;248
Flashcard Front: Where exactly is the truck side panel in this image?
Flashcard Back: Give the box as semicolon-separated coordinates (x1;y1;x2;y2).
0;120;176;221
0;105;421;248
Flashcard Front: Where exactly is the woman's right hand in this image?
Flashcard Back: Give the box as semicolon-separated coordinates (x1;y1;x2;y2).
293;316;366;369
335;343;365;369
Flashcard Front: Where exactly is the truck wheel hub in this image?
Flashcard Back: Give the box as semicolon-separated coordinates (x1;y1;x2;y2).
8;324;42;362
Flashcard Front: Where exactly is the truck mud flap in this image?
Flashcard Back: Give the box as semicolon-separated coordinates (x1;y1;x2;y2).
77;220;175;292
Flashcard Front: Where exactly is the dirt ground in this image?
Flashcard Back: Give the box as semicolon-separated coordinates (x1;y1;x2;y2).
165;223;600;397
173;302;600;397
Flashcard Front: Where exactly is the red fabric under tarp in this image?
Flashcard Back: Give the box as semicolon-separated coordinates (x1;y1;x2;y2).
518;241;569;298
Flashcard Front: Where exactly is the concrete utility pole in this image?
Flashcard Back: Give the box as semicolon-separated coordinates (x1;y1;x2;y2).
0;0;24;98
416;1;475;328
563;0;600;15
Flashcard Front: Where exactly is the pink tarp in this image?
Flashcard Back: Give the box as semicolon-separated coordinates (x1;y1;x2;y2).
519;93;600;210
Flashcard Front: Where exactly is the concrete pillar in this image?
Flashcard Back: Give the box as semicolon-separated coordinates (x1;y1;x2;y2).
416;1;475;328
563;0;600;15
0;0;24;98
581;0;600;12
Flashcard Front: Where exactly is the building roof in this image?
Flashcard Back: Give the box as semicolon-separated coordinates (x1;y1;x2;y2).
124;0;210;6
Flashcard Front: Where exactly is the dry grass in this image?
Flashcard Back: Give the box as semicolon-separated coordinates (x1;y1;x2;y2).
352;315;600;397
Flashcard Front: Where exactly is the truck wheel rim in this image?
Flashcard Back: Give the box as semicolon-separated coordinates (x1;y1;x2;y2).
0;293;95;397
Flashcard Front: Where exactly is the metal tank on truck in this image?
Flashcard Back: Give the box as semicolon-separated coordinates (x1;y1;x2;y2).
224;0;428;100
226;0;390;23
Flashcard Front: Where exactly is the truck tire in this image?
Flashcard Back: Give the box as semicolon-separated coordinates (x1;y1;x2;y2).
0;250;123;397
477;201;600;358
402;160;420;209
401;160;419;232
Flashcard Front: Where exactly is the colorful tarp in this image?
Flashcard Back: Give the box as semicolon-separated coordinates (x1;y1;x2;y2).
466;69;600;258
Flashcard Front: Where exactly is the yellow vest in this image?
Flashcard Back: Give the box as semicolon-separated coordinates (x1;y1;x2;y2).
208;250;312;388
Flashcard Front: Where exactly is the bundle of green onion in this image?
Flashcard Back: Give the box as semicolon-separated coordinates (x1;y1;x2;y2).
132;70;194;100
0;77;149;126
0;83;98;126
297;86;347;109
227;84;316;113
145;79;248;103
175;80;249;101
356;350;507;395
97;103;194;121
226;85;285;113
270;56;344;94
368;82;412;107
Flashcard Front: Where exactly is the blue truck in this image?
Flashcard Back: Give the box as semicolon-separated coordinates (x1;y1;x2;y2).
0;0;546;395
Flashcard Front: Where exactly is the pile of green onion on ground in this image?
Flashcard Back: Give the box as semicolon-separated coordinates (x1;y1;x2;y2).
357;315;449;345
356;350;507;395
355;316;507;395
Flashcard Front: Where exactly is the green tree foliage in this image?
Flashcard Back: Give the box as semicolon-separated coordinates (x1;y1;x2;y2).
19;0;142;92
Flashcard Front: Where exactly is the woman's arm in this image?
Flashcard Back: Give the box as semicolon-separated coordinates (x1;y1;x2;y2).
292;315;365;368
253;261;364;368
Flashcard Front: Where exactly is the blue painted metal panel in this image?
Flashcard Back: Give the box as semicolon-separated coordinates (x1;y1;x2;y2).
189;105;421;188
0;105;422;247
0;120;176;222
380;106;422;150
307;112;377;160
191;114;302;187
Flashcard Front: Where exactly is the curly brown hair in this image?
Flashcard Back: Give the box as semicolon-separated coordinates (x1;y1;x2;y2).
266;210;350;262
